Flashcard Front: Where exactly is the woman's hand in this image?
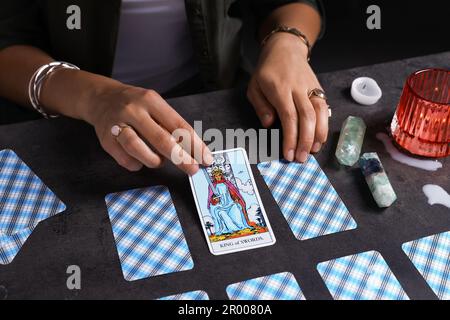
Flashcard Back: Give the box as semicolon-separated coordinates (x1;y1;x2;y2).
247;32;329;163
81;83;213;175
0;44;214;176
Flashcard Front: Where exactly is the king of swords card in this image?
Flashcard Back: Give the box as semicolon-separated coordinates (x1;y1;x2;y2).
189;148;276;255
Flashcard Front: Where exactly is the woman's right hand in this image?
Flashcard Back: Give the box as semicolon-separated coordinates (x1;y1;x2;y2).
80;83;213;175
0;46;211;173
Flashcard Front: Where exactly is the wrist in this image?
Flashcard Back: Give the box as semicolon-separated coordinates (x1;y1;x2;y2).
41;67;125;125
261;32;309;61
77;75;127;125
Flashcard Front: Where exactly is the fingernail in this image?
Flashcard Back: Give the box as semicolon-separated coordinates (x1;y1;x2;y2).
297;151;308;163
312;142;321;153
262;114;272;126
286;149;295;162
130;163;143;172
204;152;214;165
188;164;200;176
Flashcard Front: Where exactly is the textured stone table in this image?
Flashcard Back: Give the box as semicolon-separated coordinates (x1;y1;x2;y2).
0;52;448;300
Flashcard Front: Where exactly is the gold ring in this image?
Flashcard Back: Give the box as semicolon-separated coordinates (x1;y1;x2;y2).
111;124;131;138
308;88;327;100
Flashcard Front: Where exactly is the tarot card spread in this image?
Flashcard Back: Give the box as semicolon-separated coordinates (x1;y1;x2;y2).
189;148;276;255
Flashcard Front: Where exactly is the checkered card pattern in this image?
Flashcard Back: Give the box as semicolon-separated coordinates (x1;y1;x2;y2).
0;149;66;235
317;250;409;300
0;227;34;265
257;157;356;240
105;186;194;281
402;231;450;300
158;290;209;300
226;272;305;300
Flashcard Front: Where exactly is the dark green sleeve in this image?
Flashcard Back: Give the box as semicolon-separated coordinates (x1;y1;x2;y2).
248;0;326;39
0;0;48;51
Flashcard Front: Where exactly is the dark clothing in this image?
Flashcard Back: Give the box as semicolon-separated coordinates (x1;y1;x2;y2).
0;0;323;90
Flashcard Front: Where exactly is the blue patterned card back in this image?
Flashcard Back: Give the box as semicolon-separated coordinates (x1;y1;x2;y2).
226;272;305;300
158;290;209;300
257;157;356;240
105;185;194;281
0;149;66;264
317;250;409;300
402;231;450;300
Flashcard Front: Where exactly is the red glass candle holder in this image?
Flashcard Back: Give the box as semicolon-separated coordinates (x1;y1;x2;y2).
391;68;450;158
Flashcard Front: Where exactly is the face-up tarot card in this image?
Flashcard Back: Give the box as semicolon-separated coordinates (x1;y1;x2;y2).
189;148;276;255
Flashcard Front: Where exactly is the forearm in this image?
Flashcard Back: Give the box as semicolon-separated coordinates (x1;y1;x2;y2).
0;45;52;108
259;2;321;47
0;45;123;123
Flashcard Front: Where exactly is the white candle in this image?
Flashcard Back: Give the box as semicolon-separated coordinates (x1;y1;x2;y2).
351;77;382;105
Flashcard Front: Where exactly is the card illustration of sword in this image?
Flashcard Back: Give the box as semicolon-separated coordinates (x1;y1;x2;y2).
189;148;276;255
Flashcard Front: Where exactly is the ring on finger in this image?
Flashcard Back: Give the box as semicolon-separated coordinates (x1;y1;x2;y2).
111;124;132;138
310;96;332;119
308;88;327;101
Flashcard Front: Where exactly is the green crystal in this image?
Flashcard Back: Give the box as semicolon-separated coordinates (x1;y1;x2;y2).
359;152;397;208
335;116;366;166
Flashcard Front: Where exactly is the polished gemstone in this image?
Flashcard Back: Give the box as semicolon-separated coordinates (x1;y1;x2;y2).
335;116;366;166
359;152;397;208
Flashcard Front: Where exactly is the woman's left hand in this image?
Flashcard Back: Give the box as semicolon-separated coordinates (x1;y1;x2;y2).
247;32;329;163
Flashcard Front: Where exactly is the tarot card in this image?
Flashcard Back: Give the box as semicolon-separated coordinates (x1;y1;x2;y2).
189;148;276;255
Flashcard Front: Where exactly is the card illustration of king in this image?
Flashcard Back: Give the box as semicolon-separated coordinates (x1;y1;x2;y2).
190;149;269;243
207;166;251;235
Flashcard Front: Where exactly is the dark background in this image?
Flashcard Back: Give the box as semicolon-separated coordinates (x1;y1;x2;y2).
311;0;450;73
1;0;449;124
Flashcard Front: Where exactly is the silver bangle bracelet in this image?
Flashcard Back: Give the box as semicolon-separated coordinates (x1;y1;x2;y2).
28;61;80;119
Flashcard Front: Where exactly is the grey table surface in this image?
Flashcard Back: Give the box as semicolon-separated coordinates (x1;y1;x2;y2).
0;52;449;300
